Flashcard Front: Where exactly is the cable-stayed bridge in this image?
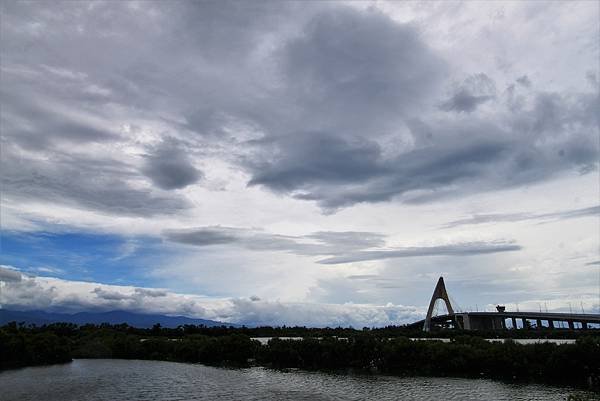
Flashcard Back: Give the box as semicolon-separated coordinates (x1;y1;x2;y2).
409;277;600;331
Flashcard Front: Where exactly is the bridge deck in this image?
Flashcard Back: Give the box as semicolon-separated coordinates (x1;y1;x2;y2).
459;311;600;321
418;277;600;331
410;311;600;330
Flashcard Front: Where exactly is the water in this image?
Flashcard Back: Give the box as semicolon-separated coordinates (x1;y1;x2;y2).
0;359;595;401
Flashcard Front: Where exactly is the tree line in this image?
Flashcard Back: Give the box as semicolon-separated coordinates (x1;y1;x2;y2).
1;321;599;390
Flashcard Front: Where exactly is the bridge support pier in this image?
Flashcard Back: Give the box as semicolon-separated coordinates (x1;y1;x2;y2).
536;319;542;329
548;320;555;329
458;314;471;330
511;317;517;329
568;320;575;330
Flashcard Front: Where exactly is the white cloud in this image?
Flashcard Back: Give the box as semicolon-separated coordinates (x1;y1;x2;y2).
0;270;423;327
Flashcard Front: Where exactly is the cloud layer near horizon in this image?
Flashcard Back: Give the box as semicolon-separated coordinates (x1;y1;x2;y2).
2;266;597;327
0;266;423;327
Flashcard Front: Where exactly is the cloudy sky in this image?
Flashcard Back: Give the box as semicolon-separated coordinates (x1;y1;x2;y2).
1;1;598;327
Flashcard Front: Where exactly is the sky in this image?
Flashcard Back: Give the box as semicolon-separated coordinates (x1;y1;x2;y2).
0;0;598;327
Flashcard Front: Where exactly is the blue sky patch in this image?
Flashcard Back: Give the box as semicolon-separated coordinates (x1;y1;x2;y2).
0;231;168;287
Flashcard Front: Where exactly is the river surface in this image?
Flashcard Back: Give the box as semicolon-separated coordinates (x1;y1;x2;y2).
0;359;595;401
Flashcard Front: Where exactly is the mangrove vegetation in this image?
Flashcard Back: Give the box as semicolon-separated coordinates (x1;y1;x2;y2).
1;321;599;390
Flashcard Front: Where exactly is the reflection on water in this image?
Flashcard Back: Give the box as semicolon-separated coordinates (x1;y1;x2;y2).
0;359;593;401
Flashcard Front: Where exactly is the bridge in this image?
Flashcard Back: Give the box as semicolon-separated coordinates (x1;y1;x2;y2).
409;277;600;331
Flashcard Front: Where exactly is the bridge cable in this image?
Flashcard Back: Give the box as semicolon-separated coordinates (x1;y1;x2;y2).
448;294;463;313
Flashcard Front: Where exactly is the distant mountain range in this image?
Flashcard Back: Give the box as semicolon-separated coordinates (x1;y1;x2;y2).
0;309;234;328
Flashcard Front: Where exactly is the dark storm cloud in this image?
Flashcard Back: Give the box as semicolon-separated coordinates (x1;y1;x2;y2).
163;227;240;246
1;90;118;150
0;1;314;217
442;205;600;228
247;90;598;210
1;150;190;217
255;130;512;210
242;6;447;208
162;226;370;255
1;1;598;216
142;139;202;190
244;29;597;211
440;89;493;113
440;73;496;113
516;75;532;87
280;7;444;128
238;7;598;211
247;133;388;191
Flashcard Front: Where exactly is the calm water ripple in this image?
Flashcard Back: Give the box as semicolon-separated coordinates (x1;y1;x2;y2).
0;359;595;401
